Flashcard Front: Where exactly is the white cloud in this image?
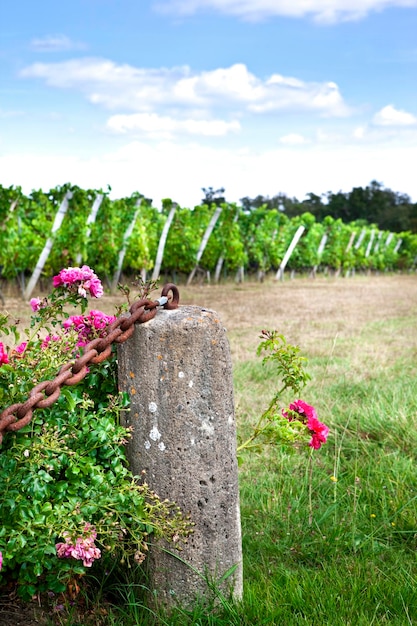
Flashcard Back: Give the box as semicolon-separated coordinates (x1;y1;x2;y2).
1;137;417;210
20;59;350;118
30;34;85;52
177;63;265;103
279;133;309;145
353;126;366;139
252;75;349;116
373;104;417;127
154;0;417;23
106;112;241;138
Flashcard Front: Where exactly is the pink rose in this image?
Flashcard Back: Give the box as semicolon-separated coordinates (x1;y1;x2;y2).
86;278;103;298
283;399;317;423
0;343;9;365
30;297;42;312
283;399;329;450
15;342;28;355
53;266;103;298
64;311;115;346
56;524;101;567
307;415;329;449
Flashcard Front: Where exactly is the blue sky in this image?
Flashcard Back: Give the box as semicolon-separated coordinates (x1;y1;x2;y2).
1;0;417;207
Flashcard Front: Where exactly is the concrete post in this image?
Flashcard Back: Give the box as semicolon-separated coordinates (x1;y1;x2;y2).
117;305;243;608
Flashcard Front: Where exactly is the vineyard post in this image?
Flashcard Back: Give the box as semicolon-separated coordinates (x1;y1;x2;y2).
275;225;305;281
110;200;142;294
344;231;356;277
354;228;366;250
1;198;19;239
117;305;243;608
235;266;244;283
350;227;367;276
187;206;222;286
214;255;224;284
365;230;376;257
310;233;328;278
151;202;177;281
345;231;356;252
384;233;394;248
75;194;104;265
2;198;19;230
23;191;73;300
214;207;239;283
373;231;383;253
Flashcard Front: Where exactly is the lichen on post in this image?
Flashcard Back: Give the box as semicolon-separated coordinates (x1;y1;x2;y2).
117;305;243;608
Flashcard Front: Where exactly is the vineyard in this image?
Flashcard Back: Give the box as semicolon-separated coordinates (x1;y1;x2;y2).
1;183;417;297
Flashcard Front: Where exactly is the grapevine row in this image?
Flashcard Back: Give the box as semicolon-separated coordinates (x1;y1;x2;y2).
1;184;416;295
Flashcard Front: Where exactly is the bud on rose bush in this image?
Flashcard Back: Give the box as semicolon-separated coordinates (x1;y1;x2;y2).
0;267;192;600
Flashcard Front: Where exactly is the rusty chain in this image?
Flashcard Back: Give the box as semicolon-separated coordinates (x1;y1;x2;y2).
0;283;180;446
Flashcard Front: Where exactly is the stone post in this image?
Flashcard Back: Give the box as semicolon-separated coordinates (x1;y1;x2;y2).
117;305;243;608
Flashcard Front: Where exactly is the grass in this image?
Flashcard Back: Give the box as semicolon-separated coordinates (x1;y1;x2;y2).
2;273;417;624
236;369;417;625
230;276;417;625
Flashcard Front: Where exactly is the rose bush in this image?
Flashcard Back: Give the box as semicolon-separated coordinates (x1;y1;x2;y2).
237;330;328;458
0;267;191;601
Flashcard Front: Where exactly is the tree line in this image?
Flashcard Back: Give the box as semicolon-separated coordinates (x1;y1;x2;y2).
236;180;417;234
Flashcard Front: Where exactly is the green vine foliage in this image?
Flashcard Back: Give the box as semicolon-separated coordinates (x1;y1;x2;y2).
321;217;350;271
163;202;207;274
88;193;143;278
48;185;96;271
124;203;163;274
287;213;324;272
240;207;289;273
0;183;416;282
200;203;247;274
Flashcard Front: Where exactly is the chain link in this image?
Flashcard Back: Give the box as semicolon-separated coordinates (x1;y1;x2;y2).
0;283;179;445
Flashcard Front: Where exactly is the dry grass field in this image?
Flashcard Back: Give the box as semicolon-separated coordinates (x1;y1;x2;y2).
179;273;417;359
4;273;416;360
